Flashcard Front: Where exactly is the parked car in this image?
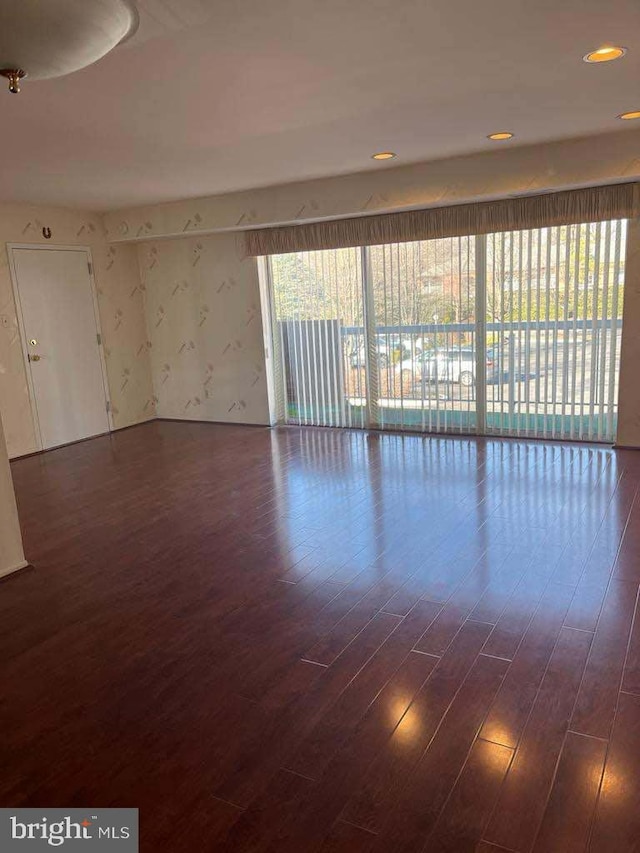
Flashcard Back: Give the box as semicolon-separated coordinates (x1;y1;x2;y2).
397;347;498;387
350;334;419;369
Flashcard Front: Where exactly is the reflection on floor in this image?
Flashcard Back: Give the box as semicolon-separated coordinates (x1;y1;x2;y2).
3;421;640;852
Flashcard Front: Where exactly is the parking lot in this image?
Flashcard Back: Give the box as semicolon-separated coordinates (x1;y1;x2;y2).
343;329;621;421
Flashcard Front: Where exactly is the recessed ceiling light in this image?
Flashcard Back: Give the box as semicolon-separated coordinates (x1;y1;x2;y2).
583;46;627;63
371;151;396;160
487;132;514;141
618;110;640;120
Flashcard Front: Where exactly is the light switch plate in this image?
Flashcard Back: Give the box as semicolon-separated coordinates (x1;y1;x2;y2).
0;315;10;328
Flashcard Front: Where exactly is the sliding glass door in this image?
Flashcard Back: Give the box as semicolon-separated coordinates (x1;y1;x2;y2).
265;218;625;443
367;237;478;434
484;221;625;441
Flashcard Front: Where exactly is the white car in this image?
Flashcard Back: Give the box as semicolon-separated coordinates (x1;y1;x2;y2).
398;347;498;387
350;335;419;369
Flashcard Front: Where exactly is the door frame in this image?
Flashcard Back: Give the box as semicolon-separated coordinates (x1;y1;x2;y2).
7;243;113;451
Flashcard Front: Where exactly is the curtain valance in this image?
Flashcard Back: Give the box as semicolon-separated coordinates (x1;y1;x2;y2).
245;182;640;256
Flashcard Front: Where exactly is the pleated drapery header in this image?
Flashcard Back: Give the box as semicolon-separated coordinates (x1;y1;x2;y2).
245;182;640;256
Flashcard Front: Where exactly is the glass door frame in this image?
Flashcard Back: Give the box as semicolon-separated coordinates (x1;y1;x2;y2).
358;236;487;435
264;221;625;443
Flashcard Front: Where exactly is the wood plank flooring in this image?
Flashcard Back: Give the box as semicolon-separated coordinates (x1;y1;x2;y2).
2;420;640;851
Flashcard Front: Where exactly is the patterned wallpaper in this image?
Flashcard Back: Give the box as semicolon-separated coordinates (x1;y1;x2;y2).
0;203;154;458
91;241;156;430
101;129;640;446
103;128;640;245
138;233;269;425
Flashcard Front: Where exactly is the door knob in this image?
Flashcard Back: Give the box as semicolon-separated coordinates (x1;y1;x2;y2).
29;354;41;362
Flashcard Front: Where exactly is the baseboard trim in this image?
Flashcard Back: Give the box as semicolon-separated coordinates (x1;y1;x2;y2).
11;431;111;460
0;560;29;580
155;417;270;429
109;418;156;435
10;417;156;461
10;417;270;460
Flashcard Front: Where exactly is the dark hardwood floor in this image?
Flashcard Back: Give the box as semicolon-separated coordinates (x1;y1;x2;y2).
3;420;640;852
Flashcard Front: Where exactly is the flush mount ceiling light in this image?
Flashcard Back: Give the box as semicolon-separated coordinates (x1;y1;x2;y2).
618;110;640;120
371;152;396;160
583;45;627;63
487;132;514;141
0;0;139;93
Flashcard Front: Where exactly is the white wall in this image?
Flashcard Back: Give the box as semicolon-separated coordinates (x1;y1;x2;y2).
0;410;26;577
0;203;155;458
138;233;269;424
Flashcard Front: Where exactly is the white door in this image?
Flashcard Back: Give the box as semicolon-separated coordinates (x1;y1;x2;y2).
11;248;110;450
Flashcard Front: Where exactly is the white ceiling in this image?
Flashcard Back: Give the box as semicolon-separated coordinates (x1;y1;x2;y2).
2;0;640;211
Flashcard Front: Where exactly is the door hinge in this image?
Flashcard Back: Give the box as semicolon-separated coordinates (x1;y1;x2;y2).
87;261;93;275
106;400;111;413
96;332;102;346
